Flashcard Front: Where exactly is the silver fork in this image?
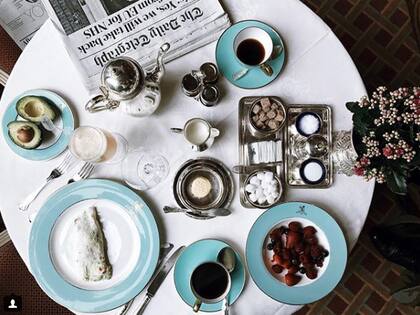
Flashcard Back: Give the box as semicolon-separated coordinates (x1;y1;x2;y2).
68;162;95;184
19;152;73;211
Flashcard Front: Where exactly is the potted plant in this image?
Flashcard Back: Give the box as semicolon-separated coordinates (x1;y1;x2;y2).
346;86;419;195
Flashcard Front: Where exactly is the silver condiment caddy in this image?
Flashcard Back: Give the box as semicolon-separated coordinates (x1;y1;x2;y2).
237;96;286;209
237;98;335;209
284;105;333;188
181;62;221;107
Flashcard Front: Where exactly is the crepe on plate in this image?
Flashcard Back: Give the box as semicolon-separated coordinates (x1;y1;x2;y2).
72;206;112;281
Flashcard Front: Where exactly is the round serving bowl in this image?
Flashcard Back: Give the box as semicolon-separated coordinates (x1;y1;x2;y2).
243;170;283;209
299;158;327;185
173;158;234;219
294;112;322;137
179;166;225;210
247;97;286;138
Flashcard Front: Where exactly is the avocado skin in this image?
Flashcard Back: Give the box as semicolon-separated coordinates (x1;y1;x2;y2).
8;121;42;149
16;95;56;123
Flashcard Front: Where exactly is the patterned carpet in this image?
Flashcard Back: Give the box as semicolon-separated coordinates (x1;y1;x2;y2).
297;1;420;314
0;1;419;314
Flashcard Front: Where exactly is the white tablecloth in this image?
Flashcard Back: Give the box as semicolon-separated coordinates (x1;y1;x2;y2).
0;1;374;314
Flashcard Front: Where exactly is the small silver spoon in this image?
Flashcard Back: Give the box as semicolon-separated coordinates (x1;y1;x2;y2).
163;206;231;217
217;247;236;315
232;164;283;174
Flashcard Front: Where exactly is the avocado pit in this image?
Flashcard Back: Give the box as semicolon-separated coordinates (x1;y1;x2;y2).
17;126;35;143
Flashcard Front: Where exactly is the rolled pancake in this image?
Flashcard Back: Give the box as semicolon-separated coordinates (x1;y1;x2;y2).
73;206;112;281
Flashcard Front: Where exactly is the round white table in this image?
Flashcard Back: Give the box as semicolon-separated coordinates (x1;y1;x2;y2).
0;1;375;314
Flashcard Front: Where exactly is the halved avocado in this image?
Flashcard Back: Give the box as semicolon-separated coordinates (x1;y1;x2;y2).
16;96;56;123
8;121;42;149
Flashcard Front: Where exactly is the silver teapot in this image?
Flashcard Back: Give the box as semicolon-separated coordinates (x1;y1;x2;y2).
85;43;170;117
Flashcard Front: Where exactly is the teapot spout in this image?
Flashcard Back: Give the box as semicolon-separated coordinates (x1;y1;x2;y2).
147;43;170;83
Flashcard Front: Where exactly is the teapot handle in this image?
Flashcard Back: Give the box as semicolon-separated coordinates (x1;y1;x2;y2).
85;91;120;113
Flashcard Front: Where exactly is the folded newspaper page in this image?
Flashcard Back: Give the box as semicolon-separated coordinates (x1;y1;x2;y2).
0;0;48;49
41;0;231;92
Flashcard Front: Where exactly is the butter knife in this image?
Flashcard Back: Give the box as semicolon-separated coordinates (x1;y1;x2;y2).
136;246;185;314
119;243;174;315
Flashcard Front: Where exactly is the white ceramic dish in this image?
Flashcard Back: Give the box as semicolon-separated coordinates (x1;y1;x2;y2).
49;199;141;291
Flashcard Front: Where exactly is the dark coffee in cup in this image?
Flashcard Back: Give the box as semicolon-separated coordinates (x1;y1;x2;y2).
237;39;266;66
191;262;229;300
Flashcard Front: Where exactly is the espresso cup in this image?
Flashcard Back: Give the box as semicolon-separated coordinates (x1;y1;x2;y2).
232;27;275;80
171;118;220;152
190;261;232;313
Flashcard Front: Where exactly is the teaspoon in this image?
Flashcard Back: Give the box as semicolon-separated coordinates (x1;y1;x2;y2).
163;206;231;217
217;247;236;315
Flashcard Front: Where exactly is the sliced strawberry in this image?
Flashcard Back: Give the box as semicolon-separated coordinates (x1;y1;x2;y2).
306;268;318;280
288;221;302;232
285;273;301;286
303;226;317;238
286;231;301;249
272;265;283;274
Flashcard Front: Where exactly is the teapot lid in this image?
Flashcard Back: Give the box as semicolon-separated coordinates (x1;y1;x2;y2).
101;57;145;100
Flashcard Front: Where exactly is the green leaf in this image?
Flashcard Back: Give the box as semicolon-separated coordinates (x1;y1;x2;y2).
346;102;359;113
386;169;408;195
392;285;420;306
353;110;370;135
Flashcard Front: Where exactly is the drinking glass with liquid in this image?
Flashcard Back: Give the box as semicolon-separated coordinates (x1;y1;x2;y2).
69;126;128;164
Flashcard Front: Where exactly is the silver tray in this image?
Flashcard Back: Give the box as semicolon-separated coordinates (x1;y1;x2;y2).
238;96;286;208
284;104;333;188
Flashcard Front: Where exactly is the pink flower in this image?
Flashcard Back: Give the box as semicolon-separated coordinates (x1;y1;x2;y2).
354;166;365;176
396;148;404;157
360;157;370;166
382;146;393;157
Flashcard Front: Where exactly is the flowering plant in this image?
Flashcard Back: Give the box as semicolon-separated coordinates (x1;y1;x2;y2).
346;86;419;195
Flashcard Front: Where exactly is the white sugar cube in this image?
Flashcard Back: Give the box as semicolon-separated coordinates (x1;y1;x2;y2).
264;172;274;181
263;188;271;196
257;172;265;180
250;176;261;186
249;193;258;202
266;185;275;193
261;181;269;189
245;184;257;193
255;188;264;198
267;195;275;204
271;191;279;199
258;196;267;205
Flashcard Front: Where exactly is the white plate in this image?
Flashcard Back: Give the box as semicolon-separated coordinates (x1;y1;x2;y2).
262;217;330;287
49;199;141;291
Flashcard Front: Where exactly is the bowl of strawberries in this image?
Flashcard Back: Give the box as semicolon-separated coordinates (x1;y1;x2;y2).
246;202;347;304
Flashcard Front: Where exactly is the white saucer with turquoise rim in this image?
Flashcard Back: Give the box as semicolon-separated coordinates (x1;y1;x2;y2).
216;20;286;89
1;89;74;161
174;239;246;312
246;202;347;305
29;179;160;313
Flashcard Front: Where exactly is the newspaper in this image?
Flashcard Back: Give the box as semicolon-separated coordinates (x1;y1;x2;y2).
0;0;48;49
41;0;231;92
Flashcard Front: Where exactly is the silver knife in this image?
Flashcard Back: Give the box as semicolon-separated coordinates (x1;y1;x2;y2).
136;246;185;315
119;243;174;315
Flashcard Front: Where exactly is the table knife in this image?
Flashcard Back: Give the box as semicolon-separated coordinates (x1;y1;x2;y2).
119;243;174;315
136;246;185;314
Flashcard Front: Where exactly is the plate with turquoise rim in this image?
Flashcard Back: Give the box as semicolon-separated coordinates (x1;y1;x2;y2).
29;179;160;313
215;20;286;89
246;202;347;305
174;239;246;312
1;89;74;161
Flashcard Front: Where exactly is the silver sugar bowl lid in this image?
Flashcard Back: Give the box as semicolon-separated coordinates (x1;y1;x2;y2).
101;56;145;101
